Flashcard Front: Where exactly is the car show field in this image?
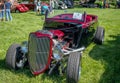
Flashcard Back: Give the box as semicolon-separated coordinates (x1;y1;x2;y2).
0;8;120;83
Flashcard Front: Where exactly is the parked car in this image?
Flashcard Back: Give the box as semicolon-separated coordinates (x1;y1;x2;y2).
6;10;105;83
63;0;74;8
57;1;68;9
11;4;29;13
116;0;120;8
79;0;99;8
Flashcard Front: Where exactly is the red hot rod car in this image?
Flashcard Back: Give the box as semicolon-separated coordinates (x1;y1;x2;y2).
6;11;105;83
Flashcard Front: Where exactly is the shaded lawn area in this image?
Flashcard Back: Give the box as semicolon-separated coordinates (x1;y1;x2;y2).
0;8;120;83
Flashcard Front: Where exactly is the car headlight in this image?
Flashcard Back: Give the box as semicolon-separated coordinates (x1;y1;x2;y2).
53;45;62;60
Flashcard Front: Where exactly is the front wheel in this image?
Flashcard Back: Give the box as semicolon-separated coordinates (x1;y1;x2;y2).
66;52;82;83
6;44;27;69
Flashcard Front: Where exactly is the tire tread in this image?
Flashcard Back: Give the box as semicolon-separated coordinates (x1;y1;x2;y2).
67;52;81;83
6;44;20;69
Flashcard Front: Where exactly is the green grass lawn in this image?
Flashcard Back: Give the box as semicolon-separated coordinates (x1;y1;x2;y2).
0;8;120;83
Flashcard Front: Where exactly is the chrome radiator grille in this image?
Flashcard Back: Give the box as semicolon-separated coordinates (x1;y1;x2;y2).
28;34;51;74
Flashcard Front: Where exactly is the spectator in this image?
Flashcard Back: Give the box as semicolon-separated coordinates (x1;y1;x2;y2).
5;0;12;21
103;0;106;8
36;0;41;15
0;0;5;21
0;1;1;21
41;4;50;15
49;0;54;14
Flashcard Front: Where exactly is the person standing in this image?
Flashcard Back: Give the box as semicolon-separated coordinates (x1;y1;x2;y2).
36;0;41;15
0;0;5;21
103;0;106;8
41;3;50;15
5;0;12;21
49;0;54;14
0;1;1;21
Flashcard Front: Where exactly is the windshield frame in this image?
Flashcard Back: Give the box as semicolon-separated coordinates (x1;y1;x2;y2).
45;10;86;22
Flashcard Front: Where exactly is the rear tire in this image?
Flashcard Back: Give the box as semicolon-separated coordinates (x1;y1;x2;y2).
66;52;82;83
94;27;105;45
6;44;20;69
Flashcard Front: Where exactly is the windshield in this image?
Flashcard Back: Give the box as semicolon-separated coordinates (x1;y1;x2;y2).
46;10;85;21
43;10;84;30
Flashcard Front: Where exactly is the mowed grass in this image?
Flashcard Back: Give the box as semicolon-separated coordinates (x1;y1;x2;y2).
0;8;120;83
